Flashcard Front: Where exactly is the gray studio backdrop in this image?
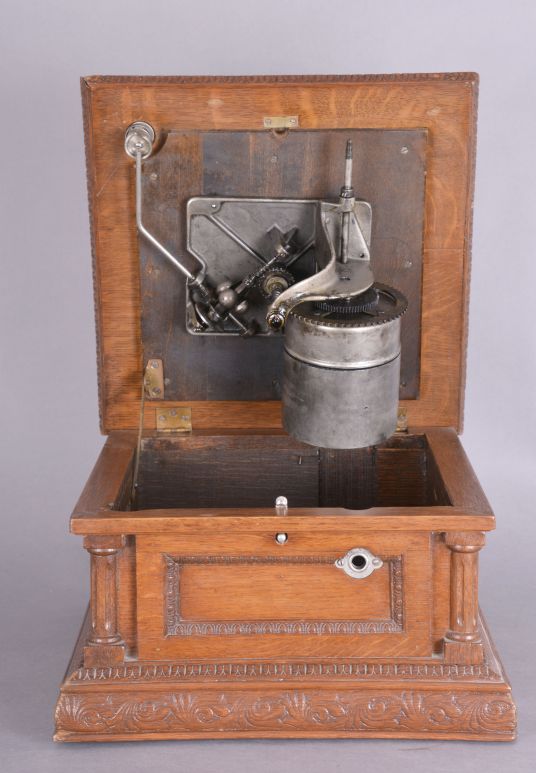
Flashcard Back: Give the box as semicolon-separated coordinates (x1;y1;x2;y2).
1;1;535;771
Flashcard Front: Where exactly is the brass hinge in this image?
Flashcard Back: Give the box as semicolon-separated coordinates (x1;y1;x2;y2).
156;406;192;433
396;406;408;433
144;359;164;399
263;115;299;130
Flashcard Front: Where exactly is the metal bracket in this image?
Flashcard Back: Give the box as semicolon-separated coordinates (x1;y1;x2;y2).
263;115;299;130
156;406;192;433
396;406;408;433
144;359;164;399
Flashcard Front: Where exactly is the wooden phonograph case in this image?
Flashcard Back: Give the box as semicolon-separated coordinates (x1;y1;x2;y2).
54;74;517;742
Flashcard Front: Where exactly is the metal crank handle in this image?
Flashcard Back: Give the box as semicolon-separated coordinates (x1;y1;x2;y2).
124;122;208;294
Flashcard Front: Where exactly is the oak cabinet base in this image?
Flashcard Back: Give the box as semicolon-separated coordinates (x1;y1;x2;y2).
54;609;516;742
61;429;516;742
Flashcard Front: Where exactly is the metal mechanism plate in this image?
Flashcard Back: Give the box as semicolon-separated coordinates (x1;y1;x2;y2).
156;406;192;433
186;197;318;334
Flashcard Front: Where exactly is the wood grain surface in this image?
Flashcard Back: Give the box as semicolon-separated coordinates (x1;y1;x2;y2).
135;531;429;660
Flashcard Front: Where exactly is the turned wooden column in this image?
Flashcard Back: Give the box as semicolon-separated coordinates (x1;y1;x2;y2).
443;531;485;664
83;535;125;667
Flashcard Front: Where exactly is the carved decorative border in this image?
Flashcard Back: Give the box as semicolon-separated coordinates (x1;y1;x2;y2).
55;688;515;738
164;554;403;636
71;659;501;684
85;73;477;86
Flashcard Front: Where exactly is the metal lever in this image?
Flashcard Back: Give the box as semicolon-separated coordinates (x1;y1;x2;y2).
124;122;208;291
125;122;257;336
266;139;373;330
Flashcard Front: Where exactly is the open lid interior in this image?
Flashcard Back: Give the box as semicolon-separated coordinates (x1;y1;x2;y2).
82;73;478;434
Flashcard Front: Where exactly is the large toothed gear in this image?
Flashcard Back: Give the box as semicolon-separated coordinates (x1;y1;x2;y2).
309;284;407;326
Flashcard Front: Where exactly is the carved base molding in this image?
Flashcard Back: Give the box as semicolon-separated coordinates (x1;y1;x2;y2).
55;688;515;742
54;610;516;742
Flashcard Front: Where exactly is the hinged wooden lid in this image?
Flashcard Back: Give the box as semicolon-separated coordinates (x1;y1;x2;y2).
82;73;478;434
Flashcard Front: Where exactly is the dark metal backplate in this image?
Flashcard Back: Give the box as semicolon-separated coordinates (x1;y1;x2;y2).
139;129;426;401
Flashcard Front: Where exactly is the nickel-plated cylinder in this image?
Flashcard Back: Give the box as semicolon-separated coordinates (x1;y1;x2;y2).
282;286;406;449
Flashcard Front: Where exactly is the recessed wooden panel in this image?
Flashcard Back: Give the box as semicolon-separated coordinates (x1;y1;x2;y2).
173;560;392;622
81;73;478;433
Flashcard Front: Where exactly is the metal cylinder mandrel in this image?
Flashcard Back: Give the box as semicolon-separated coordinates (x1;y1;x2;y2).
282;284;407;449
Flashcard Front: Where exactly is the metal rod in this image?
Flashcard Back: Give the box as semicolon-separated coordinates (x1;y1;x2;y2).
340;140;354;264
344;139;353;189
135;151;207;282
341;213;350;264
130;374;146;507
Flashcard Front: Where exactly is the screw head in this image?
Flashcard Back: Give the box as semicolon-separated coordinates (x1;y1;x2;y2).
275;532;288;544
267;310;285;331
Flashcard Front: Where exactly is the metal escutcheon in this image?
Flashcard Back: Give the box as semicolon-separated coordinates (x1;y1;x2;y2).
335;548;383;579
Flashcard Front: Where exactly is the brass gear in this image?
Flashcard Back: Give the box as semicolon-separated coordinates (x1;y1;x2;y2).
258;266;295;299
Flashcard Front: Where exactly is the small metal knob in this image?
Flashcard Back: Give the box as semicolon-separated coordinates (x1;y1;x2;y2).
275;532;288;544
124;121;155;159
275;496;288;515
